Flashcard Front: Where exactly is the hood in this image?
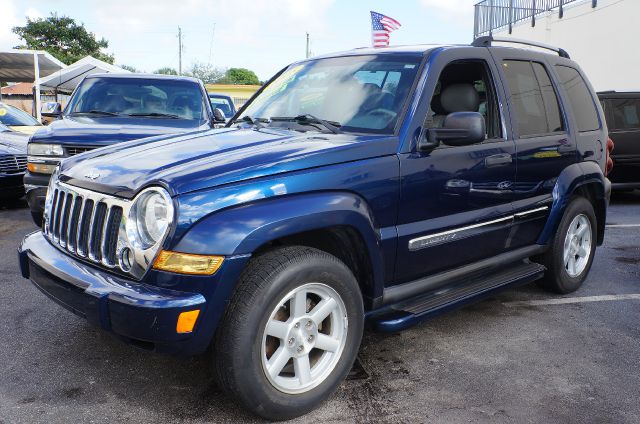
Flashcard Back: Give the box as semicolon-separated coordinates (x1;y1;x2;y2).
8;125;41;135
59;127;397;198
0;130;28;154
31;115;206;147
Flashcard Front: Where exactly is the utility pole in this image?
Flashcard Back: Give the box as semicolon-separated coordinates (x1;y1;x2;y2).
178;26;183;75
306;32;310;59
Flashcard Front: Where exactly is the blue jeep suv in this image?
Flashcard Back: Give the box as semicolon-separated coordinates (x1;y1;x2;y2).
25;73;221;226
18;37;612;420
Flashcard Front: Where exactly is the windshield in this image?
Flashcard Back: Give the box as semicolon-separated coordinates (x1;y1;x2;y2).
66;77;206;122
240;54;422;134
209;96;235;117
0;103;40;126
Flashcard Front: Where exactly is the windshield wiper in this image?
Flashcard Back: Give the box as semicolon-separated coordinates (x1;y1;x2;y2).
71;110;120;116
236;115;268;129
270;114;341;134
128;112;181;119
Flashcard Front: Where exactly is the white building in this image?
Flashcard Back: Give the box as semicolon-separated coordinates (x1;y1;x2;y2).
474;0;639;91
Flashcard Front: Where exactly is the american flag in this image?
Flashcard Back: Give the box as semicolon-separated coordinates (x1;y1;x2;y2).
370;11;401;48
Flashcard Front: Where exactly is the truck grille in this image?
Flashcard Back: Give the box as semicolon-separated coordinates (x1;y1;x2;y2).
45;183;125;268
65;146;96;156
0;154;27;173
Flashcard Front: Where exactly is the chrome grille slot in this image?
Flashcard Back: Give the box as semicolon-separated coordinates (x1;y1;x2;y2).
59;193;73;247
88;202;108;262
77;199;94;257
49;189;59;238
67;196;83;253
53;190;65;241
101;206;123;266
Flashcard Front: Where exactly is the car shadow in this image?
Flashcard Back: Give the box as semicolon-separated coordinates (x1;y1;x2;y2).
0;197;28;210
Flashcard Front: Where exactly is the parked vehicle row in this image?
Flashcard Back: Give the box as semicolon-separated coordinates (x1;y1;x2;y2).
18;37;612;420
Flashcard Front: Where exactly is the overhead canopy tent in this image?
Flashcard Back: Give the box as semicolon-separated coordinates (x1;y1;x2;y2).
0;50;65;83
40;56;130;93
0;50;66;120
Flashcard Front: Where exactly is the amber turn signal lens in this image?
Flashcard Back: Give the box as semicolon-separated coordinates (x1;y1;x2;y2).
176;310;200;333
27;162;57;174
153;250;224;275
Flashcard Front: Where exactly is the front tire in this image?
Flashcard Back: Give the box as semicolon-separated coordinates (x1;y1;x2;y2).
213;246;364;421
31;211;43;228
537;196;597;294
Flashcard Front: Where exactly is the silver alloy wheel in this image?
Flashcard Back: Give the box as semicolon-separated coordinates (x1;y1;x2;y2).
260;282;348;394
563;213;592;278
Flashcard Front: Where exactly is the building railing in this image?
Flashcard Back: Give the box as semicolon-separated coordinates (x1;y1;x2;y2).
474;0;598;38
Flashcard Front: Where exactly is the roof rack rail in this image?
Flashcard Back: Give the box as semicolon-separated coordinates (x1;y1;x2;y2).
472;35;570;59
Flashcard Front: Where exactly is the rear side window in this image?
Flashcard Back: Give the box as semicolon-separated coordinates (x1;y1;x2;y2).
555;66;600;132
501;60;564;137
532;63;564;132
610;98;640;130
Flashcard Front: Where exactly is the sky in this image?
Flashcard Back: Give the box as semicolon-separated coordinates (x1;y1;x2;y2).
0;0;478;80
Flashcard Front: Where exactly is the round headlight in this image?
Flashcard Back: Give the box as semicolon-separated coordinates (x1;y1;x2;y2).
127;187;173;249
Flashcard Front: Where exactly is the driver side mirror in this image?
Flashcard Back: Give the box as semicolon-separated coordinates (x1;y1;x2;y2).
419;112;486;152
212;107;226;123
41;102;62;118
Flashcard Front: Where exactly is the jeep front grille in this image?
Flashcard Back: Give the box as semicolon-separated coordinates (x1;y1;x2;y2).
45;182;125;269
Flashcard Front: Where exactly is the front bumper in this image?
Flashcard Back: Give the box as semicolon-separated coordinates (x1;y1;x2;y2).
19;231;207;353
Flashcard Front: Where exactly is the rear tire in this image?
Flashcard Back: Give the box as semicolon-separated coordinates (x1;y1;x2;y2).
213;246;364;421
537;196;597;294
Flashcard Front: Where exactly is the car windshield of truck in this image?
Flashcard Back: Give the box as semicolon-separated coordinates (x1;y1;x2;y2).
239;54;422;134
0;103;40;126
66;78;206;123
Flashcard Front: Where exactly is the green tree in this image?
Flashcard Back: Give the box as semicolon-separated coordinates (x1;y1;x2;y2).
221;68;260;85
154;67;178;75
12;13;114;65
184;62;225;84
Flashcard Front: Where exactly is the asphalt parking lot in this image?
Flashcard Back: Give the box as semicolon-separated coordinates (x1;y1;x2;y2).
0;193;638;424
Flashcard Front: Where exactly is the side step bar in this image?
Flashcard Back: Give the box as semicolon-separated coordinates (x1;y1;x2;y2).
382;244;546;306
369;261;546;332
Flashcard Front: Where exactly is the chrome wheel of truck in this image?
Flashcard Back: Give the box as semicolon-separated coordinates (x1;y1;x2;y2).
213;246;364;421
261;282;348;394
563;214;592;278
537;196;597;294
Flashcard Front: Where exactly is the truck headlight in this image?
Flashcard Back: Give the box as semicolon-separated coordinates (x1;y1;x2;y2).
126;187;173;250
27;143;64;156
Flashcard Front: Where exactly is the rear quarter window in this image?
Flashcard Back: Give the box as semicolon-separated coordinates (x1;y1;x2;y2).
555;66;600;132
501;60;564;137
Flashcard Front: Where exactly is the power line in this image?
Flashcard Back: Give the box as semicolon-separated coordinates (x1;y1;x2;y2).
178;26;183;75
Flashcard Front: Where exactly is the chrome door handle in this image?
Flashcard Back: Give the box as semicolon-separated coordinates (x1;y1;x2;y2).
484;153;512;167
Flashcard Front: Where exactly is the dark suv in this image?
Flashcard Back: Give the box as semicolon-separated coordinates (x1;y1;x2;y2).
598;91;640;190
25;73;222;226
18;37;611;420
